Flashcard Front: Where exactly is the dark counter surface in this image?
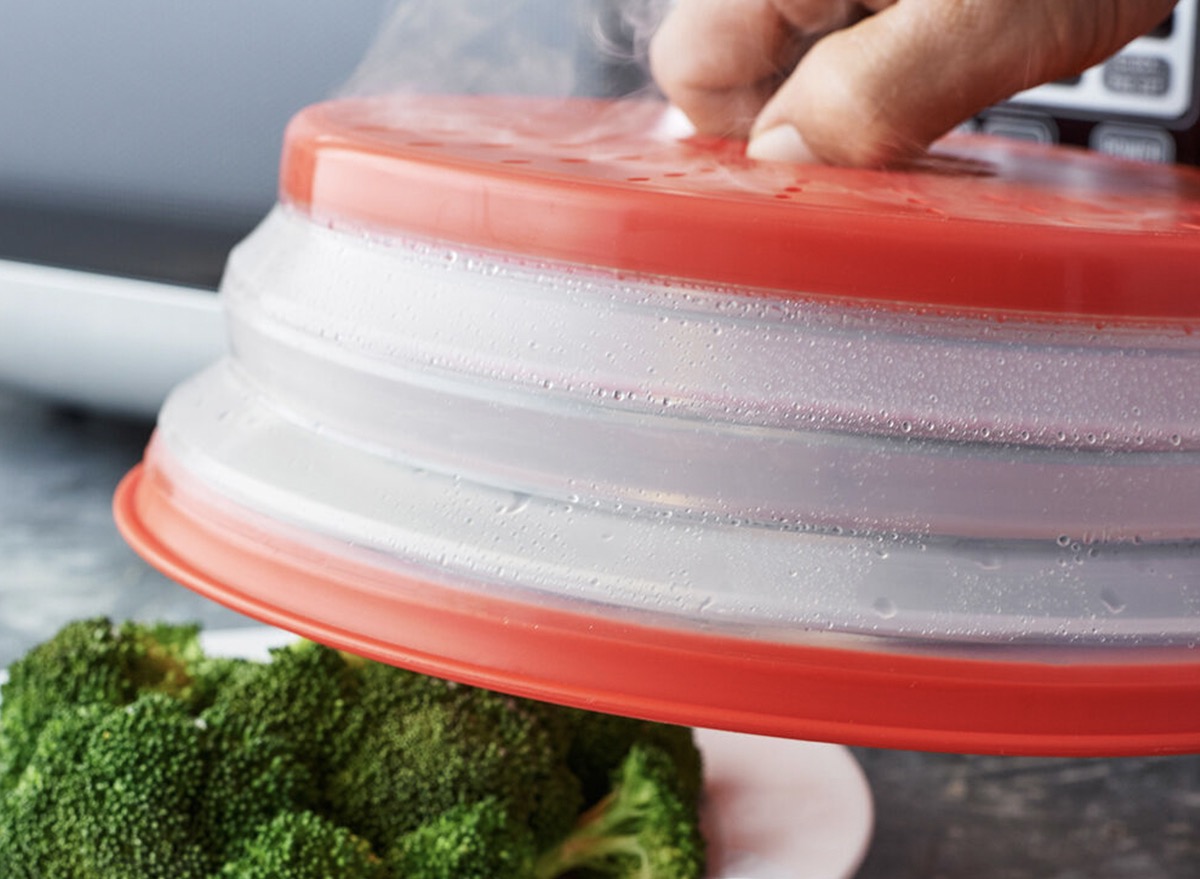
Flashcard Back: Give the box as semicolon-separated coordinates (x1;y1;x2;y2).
2;386;1197;878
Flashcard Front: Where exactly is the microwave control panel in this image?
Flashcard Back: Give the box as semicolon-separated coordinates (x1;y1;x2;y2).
974;2;1199;164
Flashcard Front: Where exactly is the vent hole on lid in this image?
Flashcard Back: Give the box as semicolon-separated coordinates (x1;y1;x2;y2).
559;157;589;164
502;158;533;164
784;185;803;192
626;176;652;182
663;171;687;178
774;193;791;200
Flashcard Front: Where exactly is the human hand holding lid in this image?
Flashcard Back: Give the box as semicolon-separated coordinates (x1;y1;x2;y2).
650;0;1178;166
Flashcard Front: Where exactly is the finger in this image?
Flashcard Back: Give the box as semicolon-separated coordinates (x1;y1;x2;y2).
650;0;853;138
747;0;1180;167
774;0;865;32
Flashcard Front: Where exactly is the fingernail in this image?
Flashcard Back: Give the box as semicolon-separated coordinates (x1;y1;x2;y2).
747;124;817;164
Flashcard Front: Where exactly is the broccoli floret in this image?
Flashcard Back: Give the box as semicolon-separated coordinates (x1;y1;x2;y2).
47;693;212;878
388;796;537;879
219;810;385;879
534;743;707;879
196;709;321;864
68;693;211;878
202;639;359;782
567;710;705;809
119;619;207;697
0;703;111;879
0;617;206;791
329;675;583;852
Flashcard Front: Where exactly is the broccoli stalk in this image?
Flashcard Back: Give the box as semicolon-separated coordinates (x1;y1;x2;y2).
534;743;707;879
566;709;704;809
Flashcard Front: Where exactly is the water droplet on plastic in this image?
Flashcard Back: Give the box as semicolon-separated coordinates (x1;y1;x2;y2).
1100;589;1126;614
1056;535;1071;547
976;554;1003;571
497;493;531;515
872;597;899;619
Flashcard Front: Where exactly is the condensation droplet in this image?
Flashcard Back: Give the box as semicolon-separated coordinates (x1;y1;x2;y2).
872;597;899;619
976;554;1003;571
497;493;531;515
1100;589;1126;615
1056;535;1072;547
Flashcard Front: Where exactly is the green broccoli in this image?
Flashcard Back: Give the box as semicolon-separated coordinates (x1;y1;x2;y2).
201;639;358;786
535;743;708;879
0;703;111;879
0;618;206;792
44;693;211;879
219;810;385;879
328;668;583;852
196;709;321;864
387;796;537;879
0;619;709;878
567;710;705;809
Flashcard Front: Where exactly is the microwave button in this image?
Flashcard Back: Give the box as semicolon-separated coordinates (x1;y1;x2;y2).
1102;55;1171;96
1090;123;1176;163
981;113;1058;144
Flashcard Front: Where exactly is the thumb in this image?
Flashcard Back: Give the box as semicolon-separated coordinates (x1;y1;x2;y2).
747;0;1179;167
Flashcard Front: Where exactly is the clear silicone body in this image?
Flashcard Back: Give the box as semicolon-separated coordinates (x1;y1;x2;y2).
148;206;1200;645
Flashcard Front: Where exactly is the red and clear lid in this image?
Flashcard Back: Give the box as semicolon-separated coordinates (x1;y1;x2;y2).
116;96;1200;756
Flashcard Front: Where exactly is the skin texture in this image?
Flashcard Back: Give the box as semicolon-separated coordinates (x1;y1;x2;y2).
650;0;1180;166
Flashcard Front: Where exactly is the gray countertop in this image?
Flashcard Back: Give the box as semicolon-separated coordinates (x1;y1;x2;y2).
1;385;1197;878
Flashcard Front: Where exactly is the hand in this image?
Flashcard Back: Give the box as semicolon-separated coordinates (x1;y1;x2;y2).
649;0;1179;166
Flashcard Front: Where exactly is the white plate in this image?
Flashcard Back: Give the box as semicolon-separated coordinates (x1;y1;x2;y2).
2;627;874;879
0;259;225;417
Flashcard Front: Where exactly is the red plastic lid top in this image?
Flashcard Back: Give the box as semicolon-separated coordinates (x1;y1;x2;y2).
281;95;1200;323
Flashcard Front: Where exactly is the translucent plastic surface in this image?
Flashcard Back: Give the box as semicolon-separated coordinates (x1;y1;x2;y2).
147;208;1200;646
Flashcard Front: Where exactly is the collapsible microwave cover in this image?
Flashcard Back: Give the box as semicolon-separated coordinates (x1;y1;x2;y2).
116;94;1200;756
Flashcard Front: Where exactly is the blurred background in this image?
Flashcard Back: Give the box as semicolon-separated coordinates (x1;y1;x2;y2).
0;0;654;414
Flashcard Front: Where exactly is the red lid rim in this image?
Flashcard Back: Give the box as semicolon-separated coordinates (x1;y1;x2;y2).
115;456;1200;757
